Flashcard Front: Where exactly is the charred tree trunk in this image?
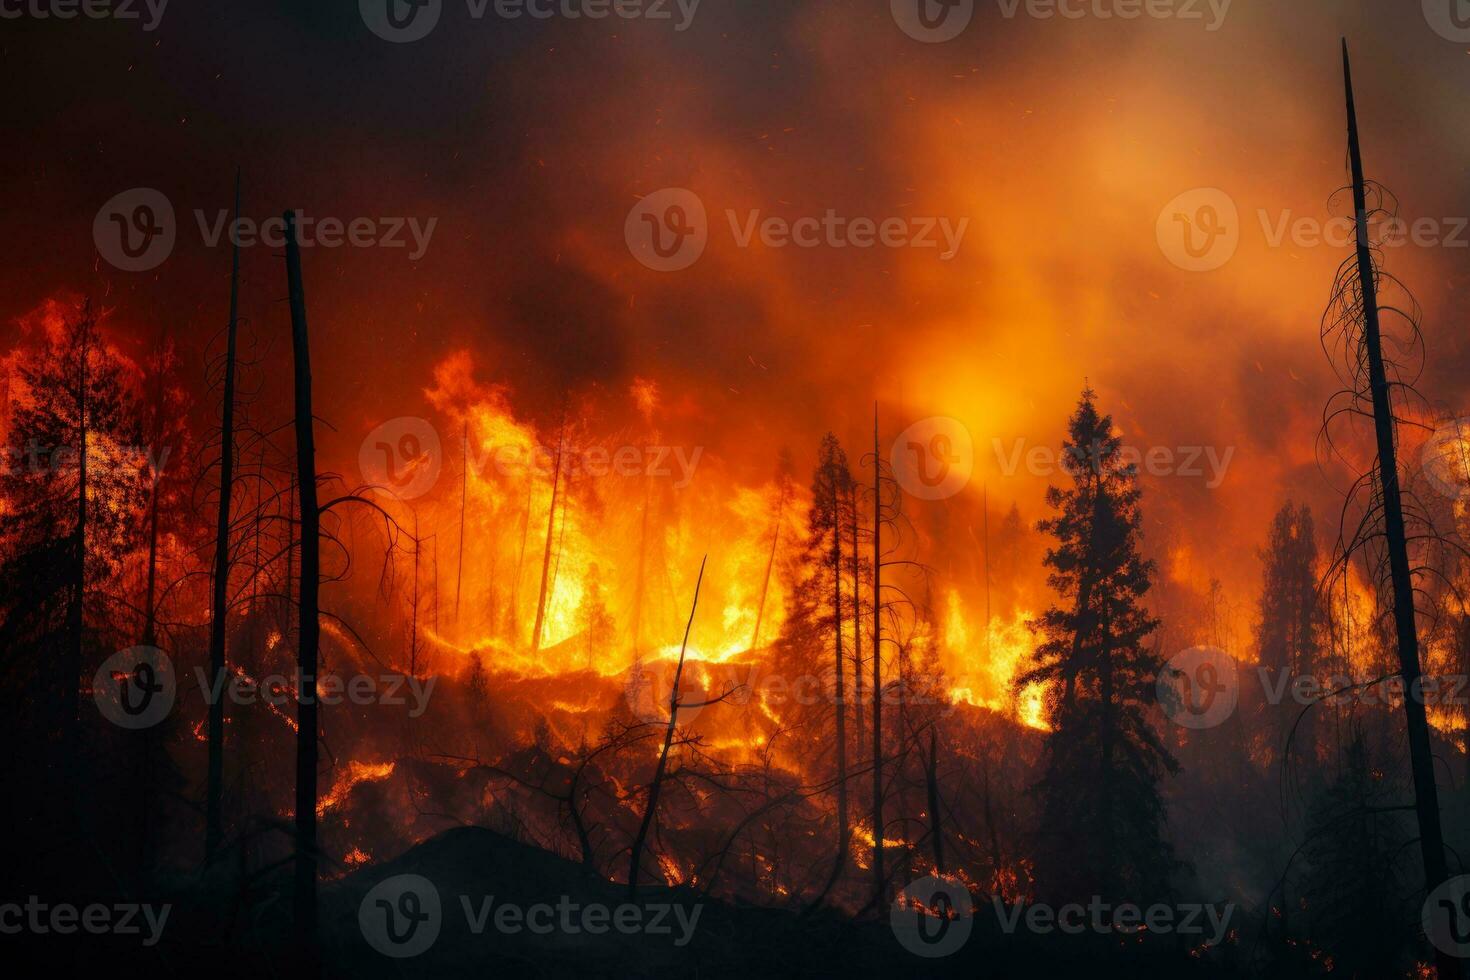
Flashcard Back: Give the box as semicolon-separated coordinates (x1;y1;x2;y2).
814;470;849;905
628;556;706;893
633;489;649;655
142;329;167;649
750;472;787;651
456;420;467;622
531;419;564;651
1341;43;1457;980
206;171;241;862
926;728;945;874
871;405;884;908
851;479;864;757
286;210;322;960
63;310;90;757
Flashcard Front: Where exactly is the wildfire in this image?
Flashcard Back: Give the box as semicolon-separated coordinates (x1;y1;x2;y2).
317;760;396;817
943;591;1049;730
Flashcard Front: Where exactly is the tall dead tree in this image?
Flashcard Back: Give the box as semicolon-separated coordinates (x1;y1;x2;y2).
141;328;168;648
870;404;884;907
851;477;865;757
205;170;241;861
531;417;565;651
816;446;850;902
1339;42;1456;980
750;454;790;651
627;556;706;892
456;420;467;621
285;210;322;955
62;307;91;757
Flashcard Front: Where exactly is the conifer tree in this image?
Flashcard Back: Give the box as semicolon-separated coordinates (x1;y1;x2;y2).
1019;386;1177;902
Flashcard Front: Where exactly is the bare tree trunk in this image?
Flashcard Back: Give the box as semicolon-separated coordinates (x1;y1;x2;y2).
816;469;849;904
206;170;241;862
142;330;166;649
926;728;945;874
531;419;564;651
750;474;787;651
851;480;864;762
285;210;322;962
509;482;531;637
632;489;649;655
1341;43;1457;980
63;309;90;756
627;556;706;892
871;404;884;908
456;420;467;623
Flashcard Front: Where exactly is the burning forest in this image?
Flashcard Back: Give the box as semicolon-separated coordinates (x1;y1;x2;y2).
6;4;1470;979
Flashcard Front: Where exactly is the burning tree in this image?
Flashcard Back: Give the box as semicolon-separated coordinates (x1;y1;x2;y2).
1317;43;1466;980
1019;386;1178;902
